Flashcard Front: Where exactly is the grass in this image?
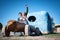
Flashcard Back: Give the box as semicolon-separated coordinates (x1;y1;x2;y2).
42;33;60;38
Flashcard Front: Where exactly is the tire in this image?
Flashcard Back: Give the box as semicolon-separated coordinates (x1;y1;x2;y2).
35;27;42;36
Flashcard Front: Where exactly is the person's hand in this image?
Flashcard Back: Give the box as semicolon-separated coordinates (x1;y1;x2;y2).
25;4;28;7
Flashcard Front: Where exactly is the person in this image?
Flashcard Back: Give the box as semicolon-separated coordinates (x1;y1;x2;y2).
17;5;29;36
18;4;28;25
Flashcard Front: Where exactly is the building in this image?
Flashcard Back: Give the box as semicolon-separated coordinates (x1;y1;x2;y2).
54;24;60;33
27;11;53;34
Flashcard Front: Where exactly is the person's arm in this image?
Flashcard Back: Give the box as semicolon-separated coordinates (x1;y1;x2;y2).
25;5;28;16
18;18;20;21
27;21;29;24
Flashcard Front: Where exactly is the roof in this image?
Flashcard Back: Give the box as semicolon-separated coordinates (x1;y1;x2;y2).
55;24;60;28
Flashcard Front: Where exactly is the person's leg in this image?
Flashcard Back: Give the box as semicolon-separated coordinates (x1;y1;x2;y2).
24;25;30;36
14;32;15;35
1;27;5;36
21;32;24;36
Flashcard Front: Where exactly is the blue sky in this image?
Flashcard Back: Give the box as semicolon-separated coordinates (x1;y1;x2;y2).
0;0;60;26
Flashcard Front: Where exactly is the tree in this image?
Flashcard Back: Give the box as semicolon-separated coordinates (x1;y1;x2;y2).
0;22;3;30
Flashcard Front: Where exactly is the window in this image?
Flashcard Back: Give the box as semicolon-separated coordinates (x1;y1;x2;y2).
28;16;36;22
